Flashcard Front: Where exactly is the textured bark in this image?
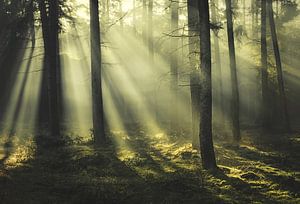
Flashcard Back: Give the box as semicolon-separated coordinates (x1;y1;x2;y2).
188;0;200;148
267;0;290;132
90;0;106;144
225;0;240;144
261;0;269;129
198;0;217;170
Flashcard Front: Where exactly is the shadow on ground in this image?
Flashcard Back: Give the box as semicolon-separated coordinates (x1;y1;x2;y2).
0;129;299;203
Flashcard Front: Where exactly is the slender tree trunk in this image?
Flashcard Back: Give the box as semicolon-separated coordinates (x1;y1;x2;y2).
188;0;200;148
267;0;290;132
30;0;35;48
261;0;269;129
148;0;154;62
90;0;106;144
225;0;240;144
211;0;224;129
198;0;217;170
170;0;179;130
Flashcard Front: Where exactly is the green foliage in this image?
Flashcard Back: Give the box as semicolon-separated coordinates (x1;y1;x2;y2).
0;130;299;203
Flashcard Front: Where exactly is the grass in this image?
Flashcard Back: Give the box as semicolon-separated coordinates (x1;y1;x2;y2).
0;128;299;203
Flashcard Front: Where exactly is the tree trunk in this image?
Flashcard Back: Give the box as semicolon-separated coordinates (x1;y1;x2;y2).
188;0;200;148
170;0;179;130
198;0;217;170
48;0;60;137
261;0;269;129
267;0;290;132
90;0;106;144
211;0;224;129
148;0;154;62
225;0;240;144
39;0;60;137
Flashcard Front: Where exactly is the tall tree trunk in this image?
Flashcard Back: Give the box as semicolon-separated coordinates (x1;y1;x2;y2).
198;0;217;170
188;0;200;148
267;0;290;132
170;0;179;130
90;0;106;144
148;0;154;62
261;0;269;129
211;0;224;129
39;0;60;137
225;0;240;144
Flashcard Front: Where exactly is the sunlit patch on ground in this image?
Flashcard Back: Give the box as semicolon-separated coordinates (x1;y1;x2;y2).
0;132;299;203
0;133;35;168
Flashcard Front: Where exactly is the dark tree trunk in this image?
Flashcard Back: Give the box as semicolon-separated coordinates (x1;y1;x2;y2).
39;0;60;137
48;0;60;137
226;0;241;144
187;0;200;148
225;0;240;144
267;0;290;132
198;0;217;170
261;0;269;129
90;0;106;144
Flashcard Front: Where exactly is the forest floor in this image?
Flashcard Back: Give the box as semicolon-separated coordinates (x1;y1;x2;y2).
0;128;299;204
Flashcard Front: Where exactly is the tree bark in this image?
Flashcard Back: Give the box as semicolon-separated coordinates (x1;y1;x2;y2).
198;0;217;170
225;0;240;144
261;0;269;129
188;0;200;148
39;0;60;137
267;0;290;132
90;0;106;144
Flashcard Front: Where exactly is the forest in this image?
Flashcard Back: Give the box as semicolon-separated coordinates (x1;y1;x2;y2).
0;0;299;203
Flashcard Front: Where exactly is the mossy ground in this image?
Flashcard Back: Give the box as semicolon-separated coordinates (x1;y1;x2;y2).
0;129;299;203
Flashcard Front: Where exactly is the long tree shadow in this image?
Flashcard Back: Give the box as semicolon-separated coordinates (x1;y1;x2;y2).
210;168;279;203
112;127;227;203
